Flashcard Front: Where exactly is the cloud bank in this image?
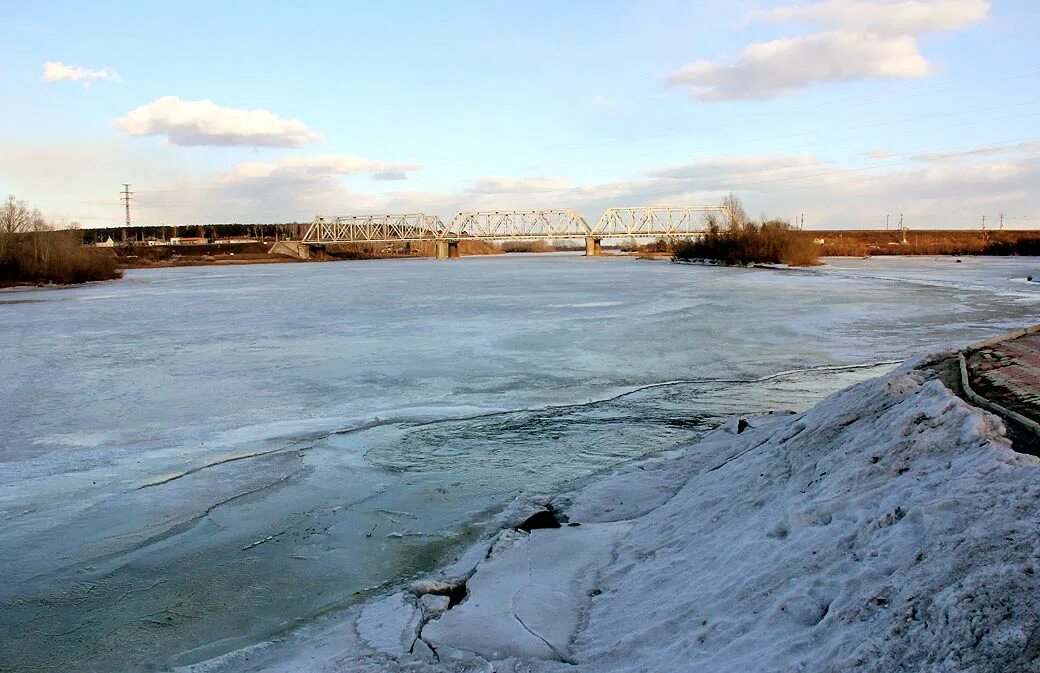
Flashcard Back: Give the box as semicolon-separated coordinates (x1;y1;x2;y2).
667;0;989;100
114;96;323;147
129;155;422;222
747;0;990;34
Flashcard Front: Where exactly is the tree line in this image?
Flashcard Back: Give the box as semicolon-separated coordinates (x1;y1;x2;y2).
83;222;307;245
0;195;121;286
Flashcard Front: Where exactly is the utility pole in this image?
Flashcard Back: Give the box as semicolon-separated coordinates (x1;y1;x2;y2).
981;215;986;231
1000;213;1004;230
121;184;133;243
886;214;890;230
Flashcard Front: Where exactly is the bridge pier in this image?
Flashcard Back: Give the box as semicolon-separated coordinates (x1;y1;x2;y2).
584;236;602;256
269;240;312;260
435;240;460;260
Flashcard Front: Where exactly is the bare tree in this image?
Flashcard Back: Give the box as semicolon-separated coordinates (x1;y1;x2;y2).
30;209;51;269
0;195;39;262
721;193;750;232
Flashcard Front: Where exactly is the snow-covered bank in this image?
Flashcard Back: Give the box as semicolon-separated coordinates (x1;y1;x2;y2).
182;353;1040;673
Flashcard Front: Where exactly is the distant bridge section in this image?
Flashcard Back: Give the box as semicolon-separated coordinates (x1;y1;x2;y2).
295;205;726;259
445;209;590;240
591;206;721;237
302;213;443;244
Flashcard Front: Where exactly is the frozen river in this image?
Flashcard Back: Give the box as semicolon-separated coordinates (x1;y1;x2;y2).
2;253;1039;672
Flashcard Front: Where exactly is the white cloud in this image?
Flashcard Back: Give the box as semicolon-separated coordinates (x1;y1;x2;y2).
668;0;988;100
592;95;619;109
912;140;1040;163
748;0;990;35
468;176;571;194
223;155;420;182
41;61;120;87
114;96;323;147
649;155;820;180
667;31;931;100
867;149;898;158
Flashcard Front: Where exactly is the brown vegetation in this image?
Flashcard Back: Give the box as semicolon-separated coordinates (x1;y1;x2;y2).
0;195;121;287
500;241;554;253
315;239;502;259
794;229;1040;257
672;195;818;267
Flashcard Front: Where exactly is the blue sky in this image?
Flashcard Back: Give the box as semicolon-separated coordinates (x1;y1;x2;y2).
0;0;1037;228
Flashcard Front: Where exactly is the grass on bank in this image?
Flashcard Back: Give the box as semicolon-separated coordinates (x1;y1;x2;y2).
804;230;1040;257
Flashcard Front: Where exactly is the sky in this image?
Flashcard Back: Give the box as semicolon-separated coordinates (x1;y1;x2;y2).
0;0;1037;229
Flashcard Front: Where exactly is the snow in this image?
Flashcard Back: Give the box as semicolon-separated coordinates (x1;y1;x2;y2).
182;351;1040;673
422;522;632;662
357;592;422;656
566;357;1040;673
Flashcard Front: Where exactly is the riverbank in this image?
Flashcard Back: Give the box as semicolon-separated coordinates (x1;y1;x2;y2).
798;229;1040;257
110;233;1040;270
183;349;1040;673
113;240;505;268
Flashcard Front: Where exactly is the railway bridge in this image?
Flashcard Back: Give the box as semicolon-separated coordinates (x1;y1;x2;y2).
290;206;724;259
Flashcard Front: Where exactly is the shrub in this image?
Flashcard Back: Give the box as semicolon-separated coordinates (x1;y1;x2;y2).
501;241;552;253
672;196;818;267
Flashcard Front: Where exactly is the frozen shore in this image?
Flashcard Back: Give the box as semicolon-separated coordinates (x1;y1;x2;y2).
183;351;1040;673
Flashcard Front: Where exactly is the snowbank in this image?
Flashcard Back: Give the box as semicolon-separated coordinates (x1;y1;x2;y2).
182;355;1040;673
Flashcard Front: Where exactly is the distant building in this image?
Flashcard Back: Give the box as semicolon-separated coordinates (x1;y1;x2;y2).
96;237;115;247
169;237;208;246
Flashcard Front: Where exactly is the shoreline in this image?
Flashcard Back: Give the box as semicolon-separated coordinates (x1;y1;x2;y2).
183;347;1040;673
3;249;1038;288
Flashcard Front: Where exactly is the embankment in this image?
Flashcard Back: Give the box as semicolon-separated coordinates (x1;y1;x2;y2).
116;240;504;267
184;351;1040;673
115;242;288;268
798;229;1040;257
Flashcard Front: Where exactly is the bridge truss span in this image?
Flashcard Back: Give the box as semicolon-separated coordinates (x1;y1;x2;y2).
445;209;591;240
293;205;729;259
591;206;723;239
302;213;445;244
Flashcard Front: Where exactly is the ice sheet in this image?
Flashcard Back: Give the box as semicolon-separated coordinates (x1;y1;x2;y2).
3;254;1040;671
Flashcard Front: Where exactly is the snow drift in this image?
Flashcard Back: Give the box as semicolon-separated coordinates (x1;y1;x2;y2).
184;354;1040;673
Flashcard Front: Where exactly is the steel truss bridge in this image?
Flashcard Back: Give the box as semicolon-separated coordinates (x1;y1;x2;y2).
300;206;725;258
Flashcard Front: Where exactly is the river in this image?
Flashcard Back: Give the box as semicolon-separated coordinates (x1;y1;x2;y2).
2;253;1038;672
